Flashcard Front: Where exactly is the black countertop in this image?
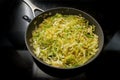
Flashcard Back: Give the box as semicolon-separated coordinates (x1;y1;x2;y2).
1;0;120;80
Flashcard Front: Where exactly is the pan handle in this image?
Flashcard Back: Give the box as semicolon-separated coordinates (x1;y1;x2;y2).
23;0;44;17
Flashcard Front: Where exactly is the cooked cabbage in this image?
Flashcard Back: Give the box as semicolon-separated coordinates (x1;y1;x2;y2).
30;13;98;68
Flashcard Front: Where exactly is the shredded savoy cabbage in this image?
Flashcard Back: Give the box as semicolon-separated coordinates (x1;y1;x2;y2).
30;13;99;68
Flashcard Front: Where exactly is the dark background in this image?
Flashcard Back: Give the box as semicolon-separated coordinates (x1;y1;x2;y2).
1;0;120;80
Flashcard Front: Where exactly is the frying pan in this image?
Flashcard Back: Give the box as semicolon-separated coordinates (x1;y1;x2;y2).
23;0;104;78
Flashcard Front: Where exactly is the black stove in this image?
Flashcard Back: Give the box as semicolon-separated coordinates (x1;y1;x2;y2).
1;0;120;80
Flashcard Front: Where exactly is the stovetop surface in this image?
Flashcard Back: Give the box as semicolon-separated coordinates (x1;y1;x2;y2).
1;0;120;80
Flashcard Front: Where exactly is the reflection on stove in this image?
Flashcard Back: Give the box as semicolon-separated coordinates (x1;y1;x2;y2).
32;63;87;80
